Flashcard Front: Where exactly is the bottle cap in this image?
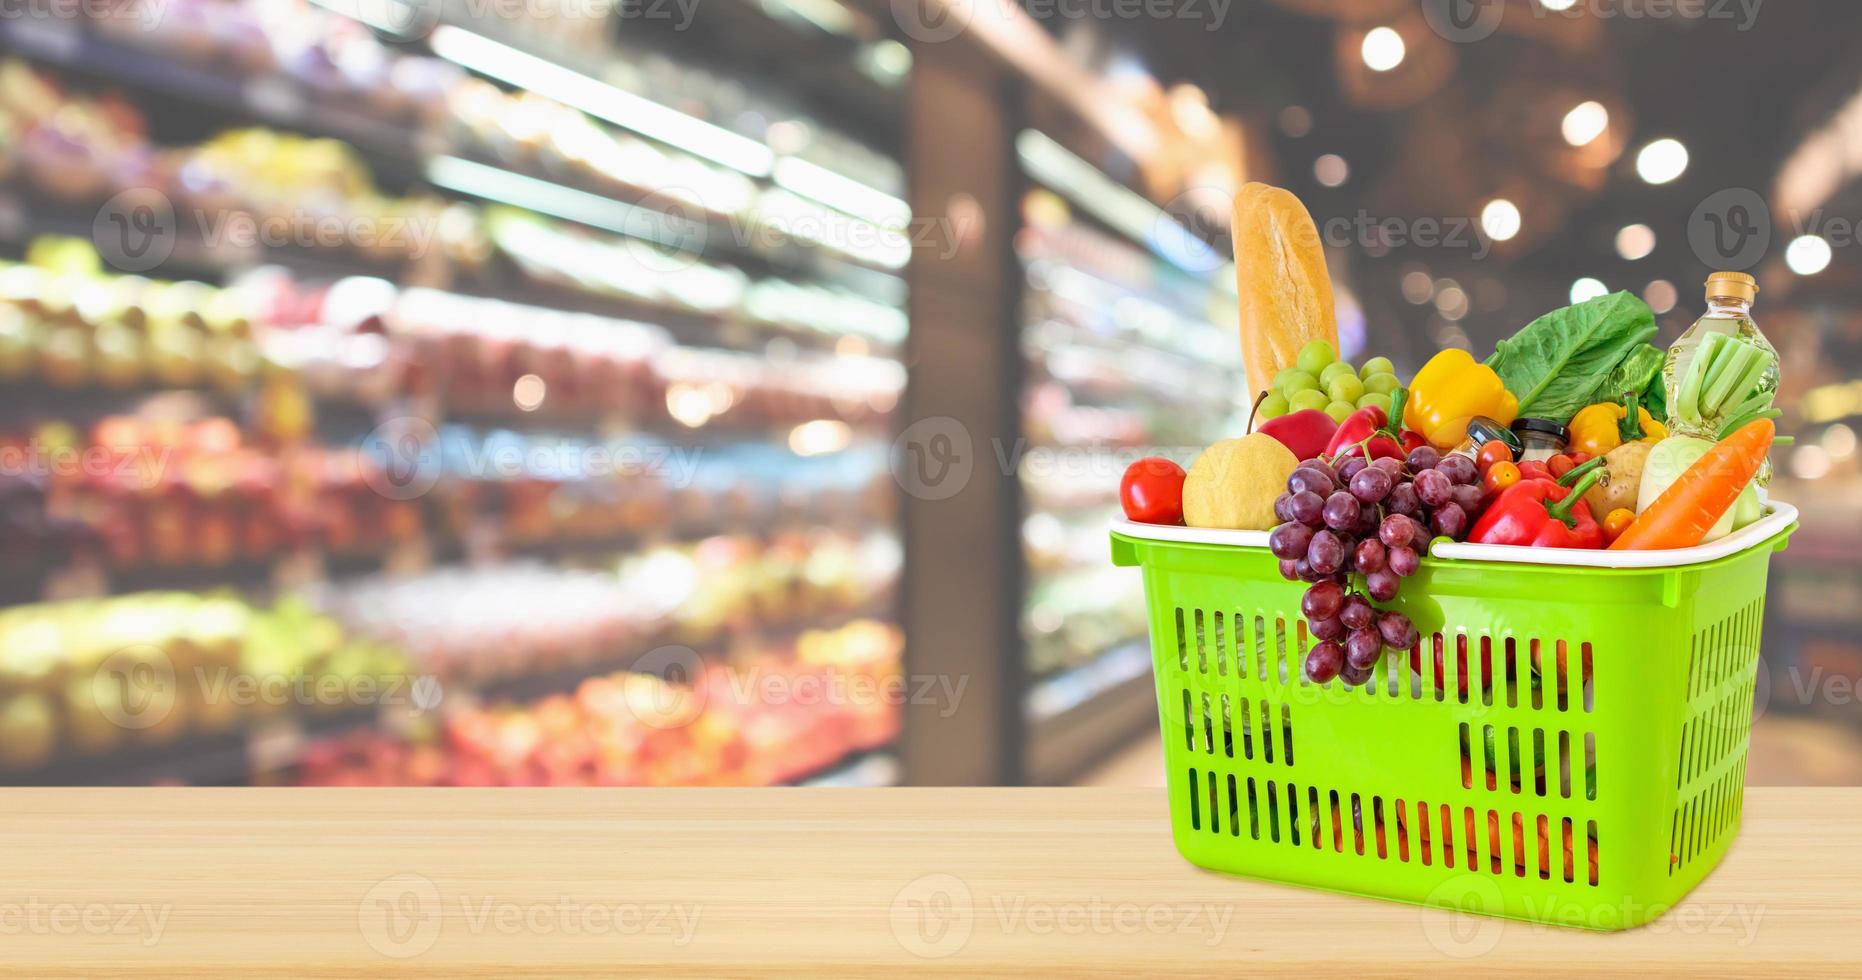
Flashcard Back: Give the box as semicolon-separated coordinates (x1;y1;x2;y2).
1511;418;1570;440
1705;272;1758;304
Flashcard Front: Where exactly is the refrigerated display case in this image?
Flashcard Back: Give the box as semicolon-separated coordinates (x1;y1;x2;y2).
1011;131;1247;783
0;0;912;785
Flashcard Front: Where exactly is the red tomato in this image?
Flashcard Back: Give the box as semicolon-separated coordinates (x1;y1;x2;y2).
1475;440;1514;472
1517;460;1552;482
1482;461;1522;497
1120;457;1186;525
1547;454;1576;479
1568;451;1594;466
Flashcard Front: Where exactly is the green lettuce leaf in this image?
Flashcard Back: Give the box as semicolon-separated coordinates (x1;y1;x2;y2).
1604;343;1664;403
1643;373;1668;424
1485;292;1658;424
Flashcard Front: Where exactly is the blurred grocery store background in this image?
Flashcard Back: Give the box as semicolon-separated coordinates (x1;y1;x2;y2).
0;0;1857;786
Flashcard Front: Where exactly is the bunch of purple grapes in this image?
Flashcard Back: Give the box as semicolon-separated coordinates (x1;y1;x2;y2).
1267;445;1485;686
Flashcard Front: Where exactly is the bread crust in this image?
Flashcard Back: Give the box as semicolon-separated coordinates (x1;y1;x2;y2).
1232;183;1338;399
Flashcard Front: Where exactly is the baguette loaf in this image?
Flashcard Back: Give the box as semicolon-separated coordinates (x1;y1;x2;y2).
1232;182;1338;399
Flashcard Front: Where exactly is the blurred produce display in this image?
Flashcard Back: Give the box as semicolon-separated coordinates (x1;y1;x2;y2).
0;591;405;771
0;0;908;784
294;619;902;786
315;530;900;682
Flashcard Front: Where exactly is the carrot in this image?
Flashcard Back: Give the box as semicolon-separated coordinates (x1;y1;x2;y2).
1610;418;1774;550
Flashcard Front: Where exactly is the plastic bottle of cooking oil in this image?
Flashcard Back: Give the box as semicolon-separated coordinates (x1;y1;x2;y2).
1664;271;1778;482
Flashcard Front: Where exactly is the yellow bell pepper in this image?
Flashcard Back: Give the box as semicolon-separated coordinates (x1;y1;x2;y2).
1569;393;1667;456
1404;349;1520;450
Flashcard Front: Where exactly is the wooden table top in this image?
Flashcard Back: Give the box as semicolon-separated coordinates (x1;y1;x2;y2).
1;787;1855;976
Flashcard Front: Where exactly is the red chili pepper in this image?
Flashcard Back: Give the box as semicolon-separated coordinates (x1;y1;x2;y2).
1324;387;1428;461
1467;466;1607;549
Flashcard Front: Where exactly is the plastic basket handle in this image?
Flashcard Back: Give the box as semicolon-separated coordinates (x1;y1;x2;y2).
1110;535;1139;567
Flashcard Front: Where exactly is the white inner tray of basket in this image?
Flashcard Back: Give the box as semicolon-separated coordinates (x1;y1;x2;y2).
1111;501;1797;570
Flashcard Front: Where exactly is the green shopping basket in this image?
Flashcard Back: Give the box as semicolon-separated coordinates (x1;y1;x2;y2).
1110;502;1798;931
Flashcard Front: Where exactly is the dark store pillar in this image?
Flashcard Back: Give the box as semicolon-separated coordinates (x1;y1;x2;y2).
898;42;1024;785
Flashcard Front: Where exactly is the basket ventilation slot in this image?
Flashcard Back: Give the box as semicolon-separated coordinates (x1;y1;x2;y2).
1459;723;1596;801
1668;600;1764;875
1180;689;1292;765
1185;769;1599;886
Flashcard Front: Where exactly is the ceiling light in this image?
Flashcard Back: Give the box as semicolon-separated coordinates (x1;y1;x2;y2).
1401;271;1435;304
429;26;776;177
1571;278;1609;304
1361;28;1406;72
773;156;911;228
1539;0;1578;11
1435;286;1470;321
1481;199;1522;242
1616;224;1657;261
1786;235;1834;275
1314;154;1349;187
1791;444;1832;481
1644;279;1678;314
1637;139;1690;185
1822;423;1857;460
789;419;852;456
513;374;546;412
1562;101;1610;147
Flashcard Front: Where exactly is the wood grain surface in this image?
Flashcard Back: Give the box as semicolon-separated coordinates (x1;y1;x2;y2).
0;787;1855;976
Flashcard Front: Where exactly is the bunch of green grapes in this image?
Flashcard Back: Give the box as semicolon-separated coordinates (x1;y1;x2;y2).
1258;341;1404;425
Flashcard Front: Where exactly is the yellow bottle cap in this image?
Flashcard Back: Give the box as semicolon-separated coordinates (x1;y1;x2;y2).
1705;272;1758;304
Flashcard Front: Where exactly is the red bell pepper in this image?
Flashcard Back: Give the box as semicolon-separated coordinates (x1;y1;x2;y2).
1467;464;1607;549
1324;387;1428;461
1256;409;1338;462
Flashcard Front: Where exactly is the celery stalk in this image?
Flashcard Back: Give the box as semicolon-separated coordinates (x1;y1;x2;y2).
1693;333;1734;414
1675;334;1714;424
1720;407;1782;439
1721;390;1775;425
1712;344;1776;419
1701;341;1761;420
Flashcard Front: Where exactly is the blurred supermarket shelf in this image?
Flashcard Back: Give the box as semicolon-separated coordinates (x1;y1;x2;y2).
1022;639;1158;785
797;751;901;787
0;17;429;179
